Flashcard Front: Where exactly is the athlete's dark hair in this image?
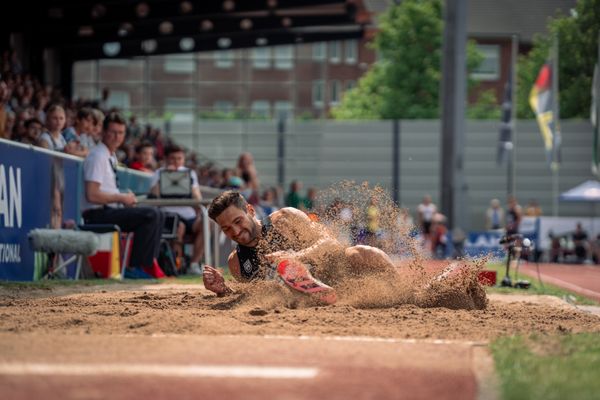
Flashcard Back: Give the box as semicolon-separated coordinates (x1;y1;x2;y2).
208;190;248;221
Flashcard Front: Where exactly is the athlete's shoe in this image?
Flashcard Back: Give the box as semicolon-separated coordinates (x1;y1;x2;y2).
276;259;337;305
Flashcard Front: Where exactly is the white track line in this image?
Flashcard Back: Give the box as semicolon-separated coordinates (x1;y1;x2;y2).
0;363;318;379
145;333;487;346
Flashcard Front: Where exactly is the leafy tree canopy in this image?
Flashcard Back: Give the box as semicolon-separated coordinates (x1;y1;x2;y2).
332;0;490;120
516;0;600;119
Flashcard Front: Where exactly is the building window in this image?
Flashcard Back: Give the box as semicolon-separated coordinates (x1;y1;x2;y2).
274;101;292;119
312;42;326;60
165;97;195;122
312;80;324;108
274;45;293;70
471;44;500;81
330;80;341;105
346;80;356;91
251;100;270;118
329;41;341;64
214;100;234;113
344;40;357;64
106;90;131;110
252;47;271;69
214;50;233;68
164;54;196;73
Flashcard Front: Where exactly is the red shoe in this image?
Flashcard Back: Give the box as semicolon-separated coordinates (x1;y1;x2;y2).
142;259;167;279
277;259;337;305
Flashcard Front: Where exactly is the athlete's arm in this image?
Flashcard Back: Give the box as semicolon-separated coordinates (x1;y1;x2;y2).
202;250;247;296
270;207;332;244
268;207;345;265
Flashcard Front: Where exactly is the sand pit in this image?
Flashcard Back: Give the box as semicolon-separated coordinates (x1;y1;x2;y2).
2;182;598;344
0;282;598;342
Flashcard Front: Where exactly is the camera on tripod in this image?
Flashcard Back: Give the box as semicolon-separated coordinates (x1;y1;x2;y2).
499;233;531;289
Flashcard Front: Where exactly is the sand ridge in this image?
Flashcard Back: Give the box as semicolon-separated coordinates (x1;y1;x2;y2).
1;284;598;342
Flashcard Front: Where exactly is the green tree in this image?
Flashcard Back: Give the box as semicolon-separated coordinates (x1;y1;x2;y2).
332;0;493;120
516;0;600;119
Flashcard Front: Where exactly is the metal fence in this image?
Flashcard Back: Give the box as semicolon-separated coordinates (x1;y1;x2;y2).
161;118;594;231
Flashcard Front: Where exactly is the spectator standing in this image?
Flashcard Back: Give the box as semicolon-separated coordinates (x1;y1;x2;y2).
98;87;111;112
524;199;543;217
430;213;448;259
258;187;280;217
236;152;260;204
505;196;522;235
304;187;318;211
220;168;236;189
417;194;437;241
126;114;142;144
485;198;504;230
39;104;67;151
81;112;164;279
364;196;381;247
286;180;305;210
150;145;204;275
572;222;589;264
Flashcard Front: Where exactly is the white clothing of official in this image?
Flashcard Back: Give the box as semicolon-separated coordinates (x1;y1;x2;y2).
82;142;121;210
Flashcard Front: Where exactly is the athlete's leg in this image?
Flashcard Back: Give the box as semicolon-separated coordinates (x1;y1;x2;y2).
344;245;396;273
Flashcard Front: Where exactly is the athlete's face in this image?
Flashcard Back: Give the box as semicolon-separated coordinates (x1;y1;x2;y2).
216;204;260;247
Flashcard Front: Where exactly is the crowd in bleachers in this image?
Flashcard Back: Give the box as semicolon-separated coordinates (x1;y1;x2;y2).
0;48;322;221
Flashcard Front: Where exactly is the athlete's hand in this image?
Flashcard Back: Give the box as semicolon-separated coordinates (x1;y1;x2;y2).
203;265;230;296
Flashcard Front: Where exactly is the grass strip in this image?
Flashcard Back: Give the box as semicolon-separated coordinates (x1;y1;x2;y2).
491;333;600;400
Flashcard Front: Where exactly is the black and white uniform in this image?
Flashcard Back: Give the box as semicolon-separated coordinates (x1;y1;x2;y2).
236;217;290;281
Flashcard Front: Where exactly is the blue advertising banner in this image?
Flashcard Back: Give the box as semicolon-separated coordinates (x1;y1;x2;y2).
465;218;540;259
464;231;506;258
0;139;152;281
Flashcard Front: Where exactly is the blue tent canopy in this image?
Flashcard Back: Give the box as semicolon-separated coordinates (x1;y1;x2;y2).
559;180;600;202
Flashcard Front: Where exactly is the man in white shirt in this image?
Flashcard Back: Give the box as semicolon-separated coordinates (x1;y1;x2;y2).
417;194;437;240
82;112;164;278
150;144;204;275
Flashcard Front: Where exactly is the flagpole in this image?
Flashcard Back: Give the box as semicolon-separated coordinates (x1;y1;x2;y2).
552;33;560;216
596;31;600;178
510;34;518;197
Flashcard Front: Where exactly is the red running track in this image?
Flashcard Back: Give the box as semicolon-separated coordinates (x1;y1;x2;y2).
519;262;600;302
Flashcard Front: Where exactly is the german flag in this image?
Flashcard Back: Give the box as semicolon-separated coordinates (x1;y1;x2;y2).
529;62;560;168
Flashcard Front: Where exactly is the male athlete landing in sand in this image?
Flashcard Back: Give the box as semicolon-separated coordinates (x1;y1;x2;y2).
203;191;397;304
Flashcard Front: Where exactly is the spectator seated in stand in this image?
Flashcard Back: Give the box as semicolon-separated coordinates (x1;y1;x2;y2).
62;107;94;157
129;141;157;173
39;104;67;152
82;111;165;279
18;117;43;145
150;144;204;275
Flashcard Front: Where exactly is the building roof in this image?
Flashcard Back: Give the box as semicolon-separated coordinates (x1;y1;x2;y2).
468;0;577;42
363;0;578;42
3;0;370;60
